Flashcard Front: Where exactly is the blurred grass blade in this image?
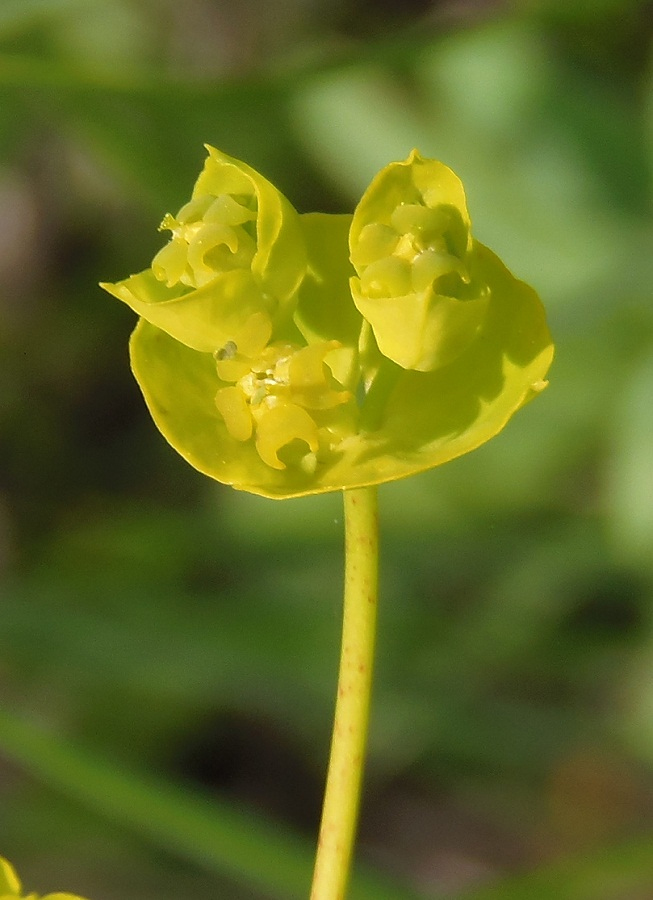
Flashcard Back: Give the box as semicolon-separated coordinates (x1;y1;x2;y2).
0;0;81;37
0;709;417;900
607;348;653;570
462;836;653;900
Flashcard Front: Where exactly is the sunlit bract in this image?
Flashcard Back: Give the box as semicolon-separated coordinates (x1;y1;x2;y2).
102;148;553;498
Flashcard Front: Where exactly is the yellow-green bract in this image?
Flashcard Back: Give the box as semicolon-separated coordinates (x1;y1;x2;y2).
102;147;553;498
350;149;488;372
0;856;89;900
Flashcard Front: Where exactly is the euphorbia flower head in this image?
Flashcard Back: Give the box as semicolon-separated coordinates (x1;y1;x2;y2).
102;145;306;357
349;149;489;372
102;147;553;498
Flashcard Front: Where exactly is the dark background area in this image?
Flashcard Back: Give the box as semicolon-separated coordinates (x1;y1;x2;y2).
2;0;653;897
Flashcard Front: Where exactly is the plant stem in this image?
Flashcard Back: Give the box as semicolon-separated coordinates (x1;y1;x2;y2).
310;485;379;900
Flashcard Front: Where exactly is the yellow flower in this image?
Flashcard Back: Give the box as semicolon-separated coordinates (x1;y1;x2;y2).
103;151;553;498
349;149;490;372
0;857;89;900
101;145;306;357
214;337;353;473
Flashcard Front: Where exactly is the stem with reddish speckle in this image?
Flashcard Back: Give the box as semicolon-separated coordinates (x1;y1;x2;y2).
310;485;379;900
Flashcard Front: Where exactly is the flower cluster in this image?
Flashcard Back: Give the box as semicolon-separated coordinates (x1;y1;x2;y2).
0;856;88;900
102;147;553;498
349;153;489;372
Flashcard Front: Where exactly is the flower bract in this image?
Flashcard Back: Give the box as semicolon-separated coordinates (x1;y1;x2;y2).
101;145;306;355
350;149;490;372
102;147;553;498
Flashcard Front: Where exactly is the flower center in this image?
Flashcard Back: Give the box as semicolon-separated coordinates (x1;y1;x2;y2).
214;340;352;472
152;192;258;289
351;200;470;299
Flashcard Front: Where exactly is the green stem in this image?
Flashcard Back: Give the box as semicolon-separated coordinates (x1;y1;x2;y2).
310;485;379;900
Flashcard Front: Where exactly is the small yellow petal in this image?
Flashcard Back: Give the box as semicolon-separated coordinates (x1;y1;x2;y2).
0;857;21;895
235;311;273;359
360;257;411;298
215;386;253;441
390;203;448;238
411;249;461;292
174;194;214;225
349;223;398;268
151;237;188;287
254;401;319;470
287;342;351;410
204;194;257;226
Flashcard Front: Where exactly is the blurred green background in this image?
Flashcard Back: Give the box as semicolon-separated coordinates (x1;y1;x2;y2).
2;0;653;898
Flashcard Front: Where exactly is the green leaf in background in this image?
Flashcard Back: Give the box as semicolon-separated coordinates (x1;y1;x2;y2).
461;835;653;900
289;66;432;198
0;710;418;900
606;348;653;570
0;0;82;37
